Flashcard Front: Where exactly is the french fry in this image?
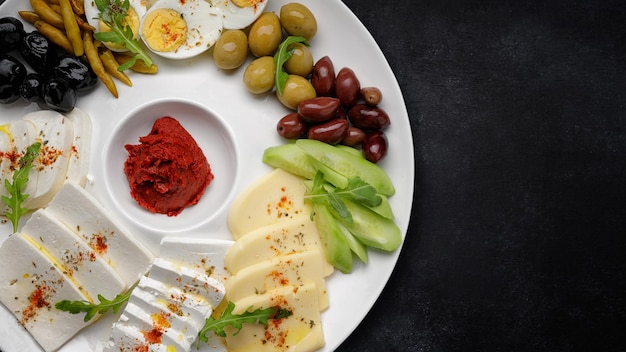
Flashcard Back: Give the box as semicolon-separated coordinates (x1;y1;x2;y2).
75;13;96;31
18;10;41;24
59;0;83;56
99;49;133;87
69;0;84;16
34;20;73;53
83;31;119;98
30;0;65;29
113;53;159;74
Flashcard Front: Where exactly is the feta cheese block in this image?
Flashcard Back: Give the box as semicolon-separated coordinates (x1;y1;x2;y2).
159;237;233;283
22;209;126;301
224;282;325;352
1;119;39;214
226;250;329;311
0;233;96;352
46;182;154;286
22;110;74;210
63;108;92;187
101;258;226;352
227;168;312;239
225;215;334;277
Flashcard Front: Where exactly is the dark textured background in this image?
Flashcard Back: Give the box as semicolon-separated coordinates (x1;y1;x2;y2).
338;0;626;351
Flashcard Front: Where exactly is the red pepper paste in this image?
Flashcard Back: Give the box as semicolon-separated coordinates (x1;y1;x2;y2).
124;116;213;216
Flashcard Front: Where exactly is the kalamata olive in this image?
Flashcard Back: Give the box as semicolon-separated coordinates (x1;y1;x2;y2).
335;67;360;108
297;97;340;123
362;131;388;163
277;113;308;139
20;73;45;103
0;19;24;54
0;54;26;104
307;118;349;145
348;104;391;130
54;55;98;92
361;86;383;106
21;31;58;73
42;77;76;112
341;126;366;147
311;56;335;96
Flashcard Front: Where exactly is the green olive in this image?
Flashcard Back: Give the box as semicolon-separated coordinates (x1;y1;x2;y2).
213;30;248;70
248;12;282;57
277;74;317;110
284;42;313;77
243;56;276;94
279;3;317;40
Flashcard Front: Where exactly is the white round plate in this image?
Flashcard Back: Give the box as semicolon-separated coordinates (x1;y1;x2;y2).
0;0;414;351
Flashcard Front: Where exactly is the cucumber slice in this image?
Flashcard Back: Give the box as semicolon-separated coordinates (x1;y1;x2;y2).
296;139;395;196
366;194;395;220
306;155;349;189
262;143;317;180
313;203;353;273
338;221;368;264
338;198;402;251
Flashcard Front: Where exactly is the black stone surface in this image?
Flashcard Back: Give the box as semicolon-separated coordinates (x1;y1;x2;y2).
338;0;626;351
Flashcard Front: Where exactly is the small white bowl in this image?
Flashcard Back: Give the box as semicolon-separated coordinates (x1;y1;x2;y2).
103;98;238;233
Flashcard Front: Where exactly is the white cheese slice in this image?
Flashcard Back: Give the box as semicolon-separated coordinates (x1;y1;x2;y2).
21;208;126;302
0;126;11;213
102;323;172;352
46;182;154;286
63;108;92;187
0;233;94;352
225;215;334;277
159;237;233;283
2;119;38;213
148;258;225;309
225;282;325;352
227;168;312;240
226;250;329;311
22;110;74;209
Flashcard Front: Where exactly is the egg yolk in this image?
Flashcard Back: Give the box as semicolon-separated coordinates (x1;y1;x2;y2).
98;6;140;51
141;8;188;52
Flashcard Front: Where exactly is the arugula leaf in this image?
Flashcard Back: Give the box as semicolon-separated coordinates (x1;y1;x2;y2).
2;142;41;233
273;36;309;96
335;177;382;207
198;301;292;344
55;289;132;322
93;0;153;71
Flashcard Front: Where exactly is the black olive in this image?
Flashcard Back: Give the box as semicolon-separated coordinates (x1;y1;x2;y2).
0;16;25;32
20;73;46;103
0;18;24;54
42;77;76;112
54;55;98;92
0;54;27;104
21;31;58;74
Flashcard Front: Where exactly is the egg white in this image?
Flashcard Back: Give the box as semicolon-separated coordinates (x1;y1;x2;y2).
211;0;268;29
139;0;224;60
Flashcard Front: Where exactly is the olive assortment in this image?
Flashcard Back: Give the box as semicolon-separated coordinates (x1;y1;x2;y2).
277;55;391;163
0;16;97;112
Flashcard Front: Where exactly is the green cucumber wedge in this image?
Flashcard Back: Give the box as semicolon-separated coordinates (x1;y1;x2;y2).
367;194;395;220
338;198;402;251
296;139;395;196
262;143;317;180
313;203;353;273
338;221;368;263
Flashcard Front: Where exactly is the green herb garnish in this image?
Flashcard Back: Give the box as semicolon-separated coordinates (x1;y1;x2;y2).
55;289;132;322
198;301;292;345
273;36;309;95
305;171;382;223
2;141;41;233
93;0;153;71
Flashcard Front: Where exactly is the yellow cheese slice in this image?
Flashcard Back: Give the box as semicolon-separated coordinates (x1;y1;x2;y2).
225;282;325;352
226;250;329;311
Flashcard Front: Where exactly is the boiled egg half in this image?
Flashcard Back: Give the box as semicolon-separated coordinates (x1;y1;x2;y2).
211;0;268;29
139;0;223;59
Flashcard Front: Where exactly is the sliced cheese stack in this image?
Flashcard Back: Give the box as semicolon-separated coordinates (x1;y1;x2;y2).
100;238;230;352
0;183;154;352
0;108;92;213
223;168;330;352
